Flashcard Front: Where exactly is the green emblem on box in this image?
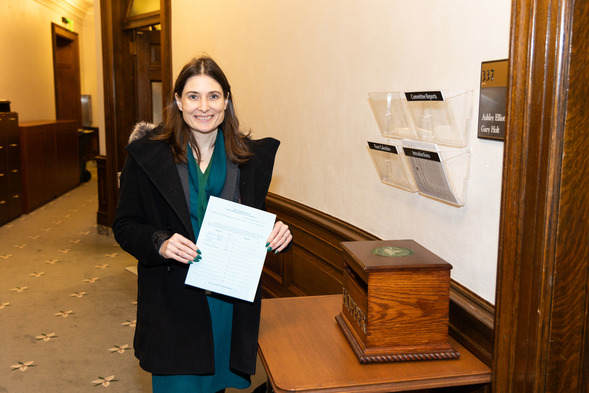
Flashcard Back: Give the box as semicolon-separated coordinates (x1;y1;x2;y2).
370;246;414;257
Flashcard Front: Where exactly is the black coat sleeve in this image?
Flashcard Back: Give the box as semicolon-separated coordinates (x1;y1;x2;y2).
112;155;171;266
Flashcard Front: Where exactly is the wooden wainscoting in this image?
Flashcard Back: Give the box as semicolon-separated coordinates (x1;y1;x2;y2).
263;193;377;298
263;192;494;367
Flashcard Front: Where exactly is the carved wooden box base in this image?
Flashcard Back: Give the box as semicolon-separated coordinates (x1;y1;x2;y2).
337;240;460;363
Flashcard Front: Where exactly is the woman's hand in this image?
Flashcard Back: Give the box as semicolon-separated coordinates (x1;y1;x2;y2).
159;233;200;264
266;221;292;254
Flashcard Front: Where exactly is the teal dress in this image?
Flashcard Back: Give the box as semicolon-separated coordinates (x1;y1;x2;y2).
152;130;250;393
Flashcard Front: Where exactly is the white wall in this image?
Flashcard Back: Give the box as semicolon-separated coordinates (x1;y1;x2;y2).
172;0;511;303
90;2;105;155
0;0;59;121
80;4;106;154
0;0;103;152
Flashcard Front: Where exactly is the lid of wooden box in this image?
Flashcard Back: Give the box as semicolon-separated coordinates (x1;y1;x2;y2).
341;240;452;275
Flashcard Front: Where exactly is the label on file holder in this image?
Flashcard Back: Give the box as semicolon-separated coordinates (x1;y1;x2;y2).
404;91;444;102
402;142;459;205
402;147;441;162
368;142;398;154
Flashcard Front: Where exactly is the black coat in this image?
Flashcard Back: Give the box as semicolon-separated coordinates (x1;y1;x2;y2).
112;124;280;376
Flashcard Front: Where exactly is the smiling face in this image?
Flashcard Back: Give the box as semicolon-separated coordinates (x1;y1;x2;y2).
175;74;228;136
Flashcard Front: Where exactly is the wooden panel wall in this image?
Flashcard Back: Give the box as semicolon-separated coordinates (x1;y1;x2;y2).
263;192;495;367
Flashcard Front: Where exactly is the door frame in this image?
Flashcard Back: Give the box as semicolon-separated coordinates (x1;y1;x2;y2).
493;0;589;391
51;22;82;127
98;0;171;226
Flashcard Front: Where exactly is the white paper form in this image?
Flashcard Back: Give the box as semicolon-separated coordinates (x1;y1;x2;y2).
185;196;276;302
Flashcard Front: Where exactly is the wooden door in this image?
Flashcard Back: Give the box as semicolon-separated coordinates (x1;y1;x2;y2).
136;28;162;123
51;23;82;128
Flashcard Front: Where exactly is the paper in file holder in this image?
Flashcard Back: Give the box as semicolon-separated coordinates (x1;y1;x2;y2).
367;141;417;192
401;140;470;207
368;90;474;148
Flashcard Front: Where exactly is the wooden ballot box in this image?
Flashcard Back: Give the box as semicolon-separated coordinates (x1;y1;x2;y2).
336;239;460;363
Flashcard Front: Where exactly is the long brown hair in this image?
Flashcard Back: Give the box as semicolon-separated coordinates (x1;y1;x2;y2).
153;56;252;164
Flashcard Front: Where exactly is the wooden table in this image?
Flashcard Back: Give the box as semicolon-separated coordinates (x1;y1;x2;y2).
258;295;491;392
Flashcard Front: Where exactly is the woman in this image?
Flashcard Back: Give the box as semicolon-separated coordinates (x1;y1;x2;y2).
113;56;292;393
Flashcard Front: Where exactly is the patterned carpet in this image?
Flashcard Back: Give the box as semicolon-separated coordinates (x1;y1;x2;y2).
0;167;266;392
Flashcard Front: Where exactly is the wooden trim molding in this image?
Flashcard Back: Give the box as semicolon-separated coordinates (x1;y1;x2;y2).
123;10;160;30
264;192;495;367
493;1;589;391
159;0;172;115
99;0;123;227
95;155;109;226
449;281;494;367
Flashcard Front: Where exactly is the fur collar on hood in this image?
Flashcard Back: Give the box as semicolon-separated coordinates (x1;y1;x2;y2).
128;121;158;144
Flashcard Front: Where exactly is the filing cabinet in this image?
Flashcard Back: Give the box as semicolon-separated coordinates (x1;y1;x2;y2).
0;112;22;225
19;120;79;212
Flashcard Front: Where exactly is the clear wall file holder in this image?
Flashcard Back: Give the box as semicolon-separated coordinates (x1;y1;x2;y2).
404;90;473;147
367;141;417;192
368;90;474;148
368;92;417;140
401;139;470;207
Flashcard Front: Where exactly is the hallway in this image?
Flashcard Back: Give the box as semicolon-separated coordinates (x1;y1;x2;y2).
0;170;265;392
0;170;152;391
